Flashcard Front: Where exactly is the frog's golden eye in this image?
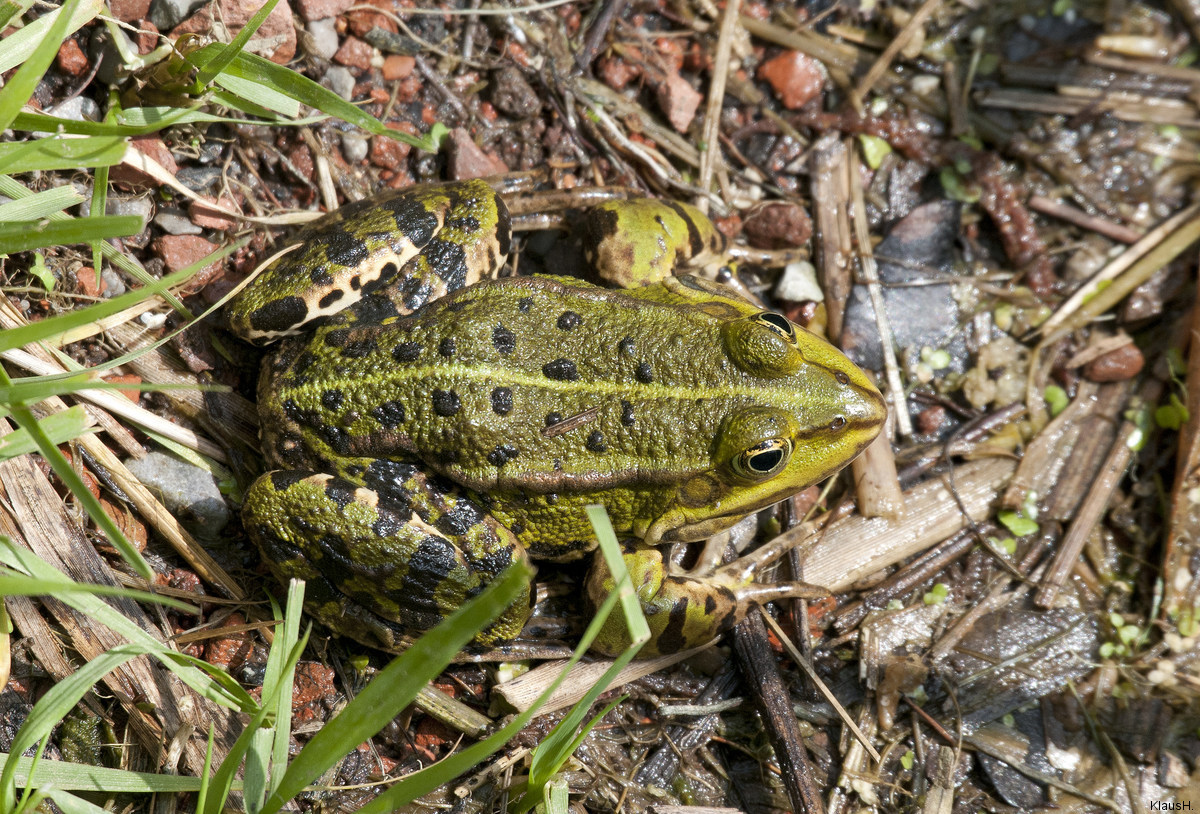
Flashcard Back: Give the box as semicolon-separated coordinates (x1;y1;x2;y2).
753;312;795;341
733;438;793;479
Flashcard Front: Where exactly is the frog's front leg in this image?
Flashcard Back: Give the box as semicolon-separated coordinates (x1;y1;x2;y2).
242;466;533;652
585;543;827;657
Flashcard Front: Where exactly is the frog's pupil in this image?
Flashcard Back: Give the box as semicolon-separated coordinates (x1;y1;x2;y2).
758;312;793;336
750;448;783;473
830;416;846;430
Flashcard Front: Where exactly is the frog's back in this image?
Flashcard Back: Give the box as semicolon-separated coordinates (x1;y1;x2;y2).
261;275;807;492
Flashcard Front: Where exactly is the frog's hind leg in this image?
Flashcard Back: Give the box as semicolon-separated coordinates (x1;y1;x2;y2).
585;539;827;658
242;469;532;652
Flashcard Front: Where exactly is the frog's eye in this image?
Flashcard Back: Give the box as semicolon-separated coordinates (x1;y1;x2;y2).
753;312;796;341
733;438;793;479
830;416;846;431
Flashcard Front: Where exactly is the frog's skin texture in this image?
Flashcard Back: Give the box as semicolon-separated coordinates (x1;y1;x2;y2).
580;198;728;288
233;180;887;657
229;179;509;343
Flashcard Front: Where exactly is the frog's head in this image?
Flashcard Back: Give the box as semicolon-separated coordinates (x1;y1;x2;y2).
644;306;888;544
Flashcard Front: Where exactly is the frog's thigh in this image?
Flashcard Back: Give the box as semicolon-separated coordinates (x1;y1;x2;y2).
244;470;531;650
585;547;742;658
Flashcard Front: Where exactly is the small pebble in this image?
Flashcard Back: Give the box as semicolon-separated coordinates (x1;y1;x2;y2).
108;0;151;22
382;54;415;81
916;404;946;435
155;208;203;235
757;50;825;110
150;0;201;30
101;269;126;297
655;71;701;133
294;0;354;22
175;165;222;192
333;36;373;71
1083;343;1144;382
774;261;823;303
125;451;230;541
322;65;356;100
104;195;154;224
306;17;339;60
341;132;369;163
56;38;89;76
744;201;812;249
46;96;100;123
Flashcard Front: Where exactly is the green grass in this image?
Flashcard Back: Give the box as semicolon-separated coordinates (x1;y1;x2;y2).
0;4;649;809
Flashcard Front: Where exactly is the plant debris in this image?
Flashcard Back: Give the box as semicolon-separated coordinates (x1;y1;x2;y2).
2;0;1199;811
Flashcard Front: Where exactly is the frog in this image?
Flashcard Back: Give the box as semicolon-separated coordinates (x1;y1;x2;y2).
228;178;887;657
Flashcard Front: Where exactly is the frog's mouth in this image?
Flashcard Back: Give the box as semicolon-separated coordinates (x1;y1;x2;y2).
647;511;750;544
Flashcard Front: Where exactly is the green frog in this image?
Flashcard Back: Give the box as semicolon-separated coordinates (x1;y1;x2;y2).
228;179;886;657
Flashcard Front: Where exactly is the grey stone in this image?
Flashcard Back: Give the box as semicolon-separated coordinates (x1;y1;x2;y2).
101;269;126;297
107;195;154;222
148;0;205;30
46;96;100;122
322;65;355;100
841;200;966;373
125;450;231;541
306;17;339;60
154;208;202;235
341;131;368;163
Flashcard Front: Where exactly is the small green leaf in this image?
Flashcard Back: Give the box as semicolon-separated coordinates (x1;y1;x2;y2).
920;346;951;370
858;134;892;169
27;251;54;291
939;166;980;203
997;509;1038;537
1044;384;1069;416
923;583;948;605
1155;393;1189;430
900;750;914;770
988;535;1017;555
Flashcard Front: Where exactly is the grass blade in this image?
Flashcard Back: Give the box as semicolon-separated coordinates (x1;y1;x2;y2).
0;136;130;174
0;753;205;793
0;406;93;461
0;215;143;255
0;0;96;132
194;0;281;85
0;263;198;354
0;1;35;33
0;186;84;221
260;563;533;813
0;0;100;76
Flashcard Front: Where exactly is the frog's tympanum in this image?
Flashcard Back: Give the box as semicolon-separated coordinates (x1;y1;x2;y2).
228;179;887;657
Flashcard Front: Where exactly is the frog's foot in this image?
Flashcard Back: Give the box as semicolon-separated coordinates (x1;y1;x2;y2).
243;470;533;652
585;541;828;658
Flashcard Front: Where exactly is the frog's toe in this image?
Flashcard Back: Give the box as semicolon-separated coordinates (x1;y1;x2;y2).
585;546;828;658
